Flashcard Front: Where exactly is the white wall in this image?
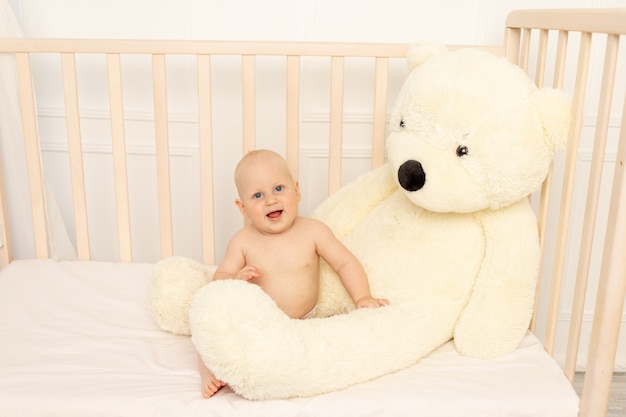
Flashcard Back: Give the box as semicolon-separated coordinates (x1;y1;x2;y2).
5;0;624;367
9;0;599;42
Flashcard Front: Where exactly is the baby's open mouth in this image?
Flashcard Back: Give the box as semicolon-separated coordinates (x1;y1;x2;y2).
267;210;283;219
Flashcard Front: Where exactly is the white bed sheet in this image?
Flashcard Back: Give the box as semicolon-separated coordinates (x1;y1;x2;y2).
0;259;579;417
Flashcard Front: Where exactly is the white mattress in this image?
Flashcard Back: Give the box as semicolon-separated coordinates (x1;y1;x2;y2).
0;259;579;417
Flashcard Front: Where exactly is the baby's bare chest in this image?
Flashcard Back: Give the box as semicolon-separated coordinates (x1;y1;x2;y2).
245;234;318;278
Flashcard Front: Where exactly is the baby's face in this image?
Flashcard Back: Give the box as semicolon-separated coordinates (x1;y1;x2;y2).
235;158;300;235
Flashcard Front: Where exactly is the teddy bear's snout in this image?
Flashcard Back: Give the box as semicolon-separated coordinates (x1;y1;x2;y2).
398;160;426;191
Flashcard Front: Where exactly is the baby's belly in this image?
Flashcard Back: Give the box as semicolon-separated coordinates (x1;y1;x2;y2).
254;275;319;319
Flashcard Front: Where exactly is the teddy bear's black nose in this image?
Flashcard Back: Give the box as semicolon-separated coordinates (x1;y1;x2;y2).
398;160;426;191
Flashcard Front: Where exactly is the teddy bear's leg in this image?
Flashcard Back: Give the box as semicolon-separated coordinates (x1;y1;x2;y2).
454;202;539;359
148;256;215;335
190;279;461;400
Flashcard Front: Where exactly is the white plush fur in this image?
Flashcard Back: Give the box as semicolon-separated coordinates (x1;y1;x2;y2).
150;45;571;400
148;256;214;335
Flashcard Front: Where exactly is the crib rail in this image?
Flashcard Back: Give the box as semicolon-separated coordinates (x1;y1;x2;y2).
506;8;626;417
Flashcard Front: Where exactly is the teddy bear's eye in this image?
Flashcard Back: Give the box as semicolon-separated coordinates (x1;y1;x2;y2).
456;145;469;157
399;119;406;128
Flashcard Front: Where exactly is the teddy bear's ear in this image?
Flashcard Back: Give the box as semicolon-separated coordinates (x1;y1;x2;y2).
534;87;572;152
406;42;448;71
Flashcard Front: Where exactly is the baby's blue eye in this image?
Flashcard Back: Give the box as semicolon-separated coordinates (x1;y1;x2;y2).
274;185;284;192
252;192;262;199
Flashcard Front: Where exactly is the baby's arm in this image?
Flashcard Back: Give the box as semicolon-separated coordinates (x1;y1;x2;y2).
213;233;261;281
313;219;388;308
214;265;261;281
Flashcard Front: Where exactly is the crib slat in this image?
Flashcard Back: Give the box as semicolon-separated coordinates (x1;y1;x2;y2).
505;27;528;65
242;55;256;154
579;91;626;417
152;54;174;259
534;29;549;86
525;26;547;224
286;55;300;178
328;56;345;195
531;29;570;332
198;54;216;265
544;32;592;355
0;167;10;266
15;52;48;259
564;33;620;381
61;53;90;261
552;30;568;89
106;53;133;262
519;28;532;71
372;57;388;169
504;27;521;64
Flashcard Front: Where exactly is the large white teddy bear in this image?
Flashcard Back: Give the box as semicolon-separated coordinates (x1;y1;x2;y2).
149;44;570;400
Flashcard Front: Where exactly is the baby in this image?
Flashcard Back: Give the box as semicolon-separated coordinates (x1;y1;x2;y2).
199;149;388;398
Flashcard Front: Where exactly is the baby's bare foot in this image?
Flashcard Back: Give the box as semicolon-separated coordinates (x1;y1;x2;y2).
200;366;225;398
198;355;226;398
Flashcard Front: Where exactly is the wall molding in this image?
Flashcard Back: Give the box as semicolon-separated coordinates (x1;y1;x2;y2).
37;108;198;124
36;108;624;130
40;140;199;157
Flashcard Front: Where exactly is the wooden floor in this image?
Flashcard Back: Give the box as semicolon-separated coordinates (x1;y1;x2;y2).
574;373;626;417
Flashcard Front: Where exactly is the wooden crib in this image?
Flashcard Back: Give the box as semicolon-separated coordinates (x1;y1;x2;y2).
0;8;624;417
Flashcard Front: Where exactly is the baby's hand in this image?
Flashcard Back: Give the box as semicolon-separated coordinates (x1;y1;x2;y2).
234;265;262;281
355;296;389;309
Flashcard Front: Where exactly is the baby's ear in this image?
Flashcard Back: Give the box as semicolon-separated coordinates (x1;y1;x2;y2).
406;42;448;71
235;199;246;215
294;181;302;201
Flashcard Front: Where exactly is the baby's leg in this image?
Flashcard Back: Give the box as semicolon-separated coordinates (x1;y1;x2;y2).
198;355;226;398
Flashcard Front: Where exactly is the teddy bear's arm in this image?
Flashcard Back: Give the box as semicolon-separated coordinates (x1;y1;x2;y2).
311;163;397;239
453;199;540;359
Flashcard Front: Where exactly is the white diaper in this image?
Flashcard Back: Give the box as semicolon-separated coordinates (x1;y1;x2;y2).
301;305;317;319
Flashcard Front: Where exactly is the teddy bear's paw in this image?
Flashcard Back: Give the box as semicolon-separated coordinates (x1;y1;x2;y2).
312;163;397;240
454;313;533;359
454;328;528;359
148;256;215;335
